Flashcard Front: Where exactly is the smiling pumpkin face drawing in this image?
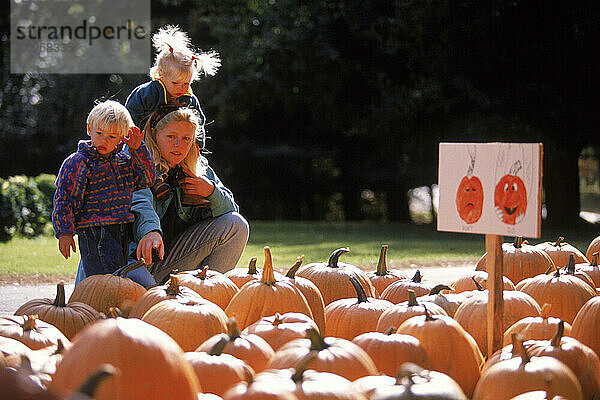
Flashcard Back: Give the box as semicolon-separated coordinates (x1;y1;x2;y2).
494;174;527;224
456;175;484;224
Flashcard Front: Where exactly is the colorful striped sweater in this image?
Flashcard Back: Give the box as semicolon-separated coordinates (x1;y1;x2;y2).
52;140;156;238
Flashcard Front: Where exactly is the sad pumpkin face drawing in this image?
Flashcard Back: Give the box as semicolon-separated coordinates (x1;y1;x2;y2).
494;174;527;224
456;175;484;224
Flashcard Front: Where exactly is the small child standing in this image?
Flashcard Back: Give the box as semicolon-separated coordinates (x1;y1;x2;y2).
52;100;156;277
125;25;221;150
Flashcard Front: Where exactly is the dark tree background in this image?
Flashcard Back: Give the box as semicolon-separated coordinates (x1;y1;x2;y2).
1;0;598;226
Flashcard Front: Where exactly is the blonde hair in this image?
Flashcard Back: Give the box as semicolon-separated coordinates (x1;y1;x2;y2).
87;100;133;138
149;25;221;84
144;108;207;176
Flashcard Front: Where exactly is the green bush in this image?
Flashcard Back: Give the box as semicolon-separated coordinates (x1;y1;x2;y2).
0;174;56;242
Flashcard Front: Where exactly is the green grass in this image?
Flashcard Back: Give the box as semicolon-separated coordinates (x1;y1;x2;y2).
1;221;598;276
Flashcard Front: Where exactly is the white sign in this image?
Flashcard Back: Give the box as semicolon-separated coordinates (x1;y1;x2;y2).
437;142;543;238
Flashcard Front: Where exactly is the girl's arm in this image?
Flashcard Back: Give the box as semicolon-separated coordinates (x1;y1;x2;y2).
131;188;162;243
203;164;239;217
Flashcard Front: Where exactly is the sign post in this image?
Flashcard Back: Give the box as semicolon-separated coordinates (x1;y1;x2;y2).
438;142;542;355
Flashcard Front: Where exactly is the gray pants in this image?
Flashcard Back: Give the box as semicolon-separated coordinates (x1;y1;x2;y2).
149;212;249;284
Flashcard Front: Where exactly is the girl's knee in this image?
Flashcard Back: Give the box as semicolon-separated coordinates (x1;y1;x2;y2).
221;212;249;239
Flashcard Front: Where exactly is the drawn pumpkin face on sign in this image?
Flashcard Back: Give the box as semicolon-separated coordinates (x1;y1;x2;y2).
455;146;483;224
494;161;528;225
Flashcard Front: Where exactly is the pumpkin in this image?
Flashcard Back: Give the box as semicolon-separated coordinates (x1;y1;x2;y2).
416;284;477;317
367;245;408;296
128;274;205;319
173;266;239;310
519;267;597;324
267;328;378;381
451;270;515;293
0;363;59;400
454;289;541;356
141;297;228;352
369;362;468;400
25;339;71;389
350;375;396;398
295;247;376;305
575;251;600;288
494;170;527;225
13;282;99;340
0;315;69;350
68;260;147;317
397;309;484;398
324;276;394;339
352;330;431;376
380;270;436;304
243;312;319;351
225;257;285;289
285;255;327;333
184;337;254;397
535;236;588;267
560;253;597;289
225;247;313;330
476;236;555;284
527;320;600;400
0;336;32;369
196;318;274;373
571;296;600;358
586;236;600;263
472;334;583;400
456;174;484;224
376;289;448;333
50;317;200;399
503;303;571;346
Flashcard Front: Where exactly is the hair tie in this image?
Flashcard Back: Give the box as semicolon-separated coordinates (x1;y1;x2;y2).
191;56;197;61
169;45;173;53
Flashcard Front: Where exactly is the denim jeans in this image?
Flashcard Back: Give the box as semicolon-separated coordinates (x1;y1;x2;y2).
77;224;128;276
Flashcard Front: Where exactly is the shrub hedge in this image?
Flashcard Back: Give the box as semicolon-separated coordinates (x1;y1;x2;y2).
0;174;56;242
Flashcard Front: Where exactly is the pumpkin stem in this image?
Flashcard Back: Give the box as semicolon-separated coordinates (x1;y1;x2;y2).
540;303;551;319
472;276;484;291
407;289;419;307
514;236;524;248
198;266;209;280
429;284;452;295
349;275;368;304
22;315;37;332
328;248;350;268
226;318;242;340
550;320;565;347
291;351;318;383
553;267;561;278
286;255;304;279
375;245;389;276
113;258;146;277
306;328;329;351
395;362;423;386
272;313;283;327
544;266;553;275
53;282;67;307
564;254;576;274
76;364;117;397
385;327;396;335
107;307;123;318
554;236;565;247
423;305;435;322
247;257;258;274
261;246;277;285
208;336;229;356
165;275;181;296
411;270;422;283
591;252;599;267
512;333;531;364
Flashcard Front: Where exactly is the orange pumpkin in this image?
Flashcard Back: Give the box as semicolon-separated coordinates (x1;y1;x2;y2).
324;276;393;340
224;247;313;330
586;236;600;263
535;236;588;267
243;312;319;352
416;284;476;317
174;266;239;310
503;303;571;346
494;173;527;225
267;328;378;381
285;255;326;334
571;296;600;359
14;282;99;340
295;247;376;305
451;270;515;293
575;251;600;288
379;270;436;304
376;289;448;333
0;315;69;350
456;175;484;224
50;317;200;399
397;309;484;398
472;334;583;400
560;254;596;289
367;245;408;296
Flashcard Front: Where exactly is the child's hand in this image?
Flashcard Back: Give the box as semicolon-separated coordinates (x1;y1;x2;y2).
58;234;76;259
123;126;144;150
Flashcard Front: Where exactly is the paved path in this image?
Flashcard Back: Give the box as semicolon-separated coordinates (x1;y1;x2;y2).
0;264;477;318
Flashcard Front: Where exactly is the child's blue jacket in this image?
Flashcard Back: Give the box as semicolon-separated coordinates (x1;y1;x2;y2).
52;140;156;238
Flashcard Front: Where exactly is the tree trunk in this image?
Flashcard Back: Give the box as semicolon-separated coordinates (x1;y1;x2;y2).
386;183;412;222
